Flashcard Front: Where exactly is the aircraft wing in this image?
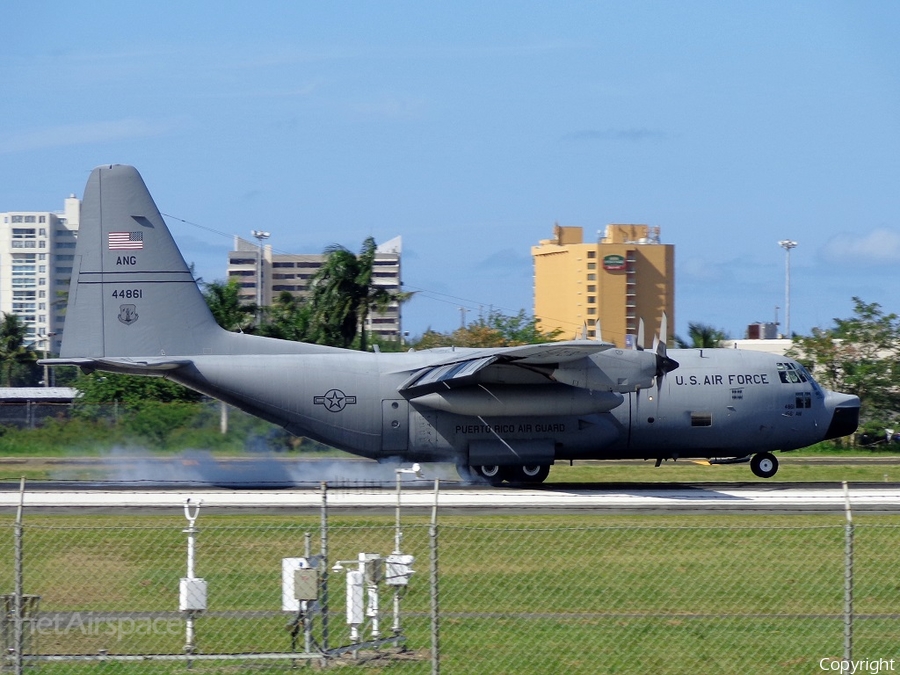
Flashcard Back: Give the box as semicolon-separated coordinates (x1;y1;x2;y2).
400;341;613;396
484;340;615;365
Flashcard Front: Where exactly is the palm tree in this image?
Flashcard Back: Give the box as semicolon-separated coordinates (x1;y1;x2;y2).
307;237;395;350
674;322;727;349
202;278;257;333
0;314;38;386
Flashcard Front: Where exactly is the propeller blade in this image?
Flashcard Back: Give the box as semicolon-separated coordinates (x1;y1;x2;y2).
658;313;668;353
654;312;679;377
636;319;645;351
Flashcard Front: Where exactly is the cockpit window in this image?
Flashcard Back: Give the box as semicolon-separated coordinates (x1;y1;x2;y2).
777;362;808;384
796;363;823;396
778;361;824;397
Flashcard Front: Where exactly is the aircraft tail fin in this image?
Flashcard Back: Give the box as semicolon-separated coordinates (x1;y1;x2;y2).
60;164;223;359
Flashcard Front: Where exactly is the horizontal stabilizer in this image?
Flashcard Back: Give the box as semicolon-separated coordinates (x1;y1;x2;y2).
41;356;192;375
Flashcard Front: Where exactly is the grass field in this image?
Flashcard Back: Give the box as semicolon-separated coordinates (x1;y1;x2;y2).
0;441;898;673
546;455;900;483
1;512;899;673
2;448;900;485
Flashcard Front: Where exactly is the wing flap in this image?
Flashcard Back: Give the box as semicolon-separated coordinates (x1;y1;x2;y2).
400;355;498;395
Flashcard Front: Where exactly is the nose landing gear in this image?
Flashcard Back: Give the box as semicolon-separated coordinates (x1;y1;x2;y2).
750;452;779;478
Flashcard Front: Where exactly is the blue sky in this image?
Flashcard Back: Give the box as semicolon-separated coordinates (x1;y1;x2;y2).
2;2;898;343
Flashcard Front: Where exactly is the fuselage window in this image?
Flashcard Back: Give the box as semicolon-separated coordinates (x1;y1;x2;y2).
691;413;712;427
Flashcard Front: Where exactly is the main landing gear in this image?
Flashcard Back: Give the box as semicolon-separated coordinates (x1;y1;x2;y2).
750;452;779;478
457;464;551;486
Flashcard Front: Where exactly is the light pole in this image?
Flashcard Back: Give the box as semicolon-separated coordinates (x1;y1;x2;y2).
39;332;57;388
778;240;798;338
251;230;270;324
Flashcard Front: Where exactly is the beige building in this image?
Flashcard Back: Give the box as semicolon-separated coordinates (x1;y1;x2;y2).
532;224;674;347
0;196;80;355
227;235;404;342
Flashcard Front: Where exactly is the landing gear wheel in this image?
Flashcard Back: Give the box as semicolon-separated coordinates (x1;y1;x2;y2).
455;463;475;483
750;452;779;478
510;464;551;485
473;465;510;486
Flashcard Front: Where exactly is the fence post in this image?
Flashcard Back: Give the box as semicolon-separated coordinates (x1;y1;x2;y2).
842;481;853;664
430;478;440;675
305;532;313;655
320;481;329;656
180;498;205;661
14;477;24;675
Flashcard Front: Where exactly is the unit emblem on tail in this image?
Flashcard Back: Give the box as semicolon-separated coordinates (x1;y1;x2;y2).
118;305;139;325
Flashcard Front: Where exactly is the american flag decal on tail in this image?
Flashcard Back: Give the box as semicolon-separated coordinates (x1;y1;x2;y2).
108;231;143;250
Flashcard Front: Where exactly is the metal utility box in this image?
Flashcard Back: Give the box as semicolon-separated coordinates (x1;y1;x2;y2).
282;557;320;612
179;578;207;612
360;554;384;586
385;554;415;586
293;568;319;601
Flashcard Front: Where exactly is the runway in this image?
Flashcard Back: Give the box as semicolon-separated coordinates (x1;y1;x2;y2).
2;483;899;514
1;454;899;514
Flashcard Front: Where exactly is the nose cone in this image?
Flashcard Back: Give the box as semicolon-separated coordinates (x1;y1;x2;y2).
824;391;861;441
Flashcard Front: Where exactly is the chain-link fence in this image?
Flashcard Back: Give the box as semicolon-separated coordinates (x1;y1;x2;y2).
2;483;899;673
0;402;73;429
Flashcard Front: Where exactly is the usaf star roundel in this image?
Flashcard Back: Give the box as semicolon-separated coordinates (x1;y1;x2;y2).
313;389;358;413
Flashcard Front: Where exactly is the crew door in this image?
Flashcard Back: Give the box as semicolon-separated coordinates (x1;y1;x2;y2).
382;399;409;453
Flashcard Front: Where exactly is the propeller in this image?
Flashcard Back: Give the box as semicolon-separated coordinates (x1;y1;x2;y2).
631;315;679;375
654;313;679;379
636;314;680;423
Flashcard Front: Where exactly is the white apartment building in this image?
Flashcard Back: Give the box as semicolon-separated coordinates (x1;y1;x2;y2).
0;196;80;354
227;235;404;343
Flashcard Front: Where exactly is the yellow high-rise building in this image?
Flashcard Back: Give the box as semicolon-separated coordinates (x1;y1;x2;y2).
532;224;674;347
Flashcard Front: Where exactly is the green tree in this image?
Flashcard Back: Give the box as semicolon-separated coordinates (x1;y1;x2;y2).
259;290;312;341
787;297;900;427
202;278;257;333
123;400;201;448
308;237;403;351
413;309;562;349
675;322;727;349
0;313;39;386
73;372;202;413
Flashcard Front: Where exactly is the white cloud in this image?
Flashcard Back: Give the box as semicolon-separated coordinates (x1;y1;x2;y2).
0;118;186;154
820;227;900;265
561;128;669;143
355;96;426;118
679;256;728;283
472;247;529;273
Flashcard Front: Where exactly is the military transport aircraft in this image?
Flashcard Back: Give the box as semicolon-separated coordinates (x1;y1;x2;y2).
43;165;861;484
